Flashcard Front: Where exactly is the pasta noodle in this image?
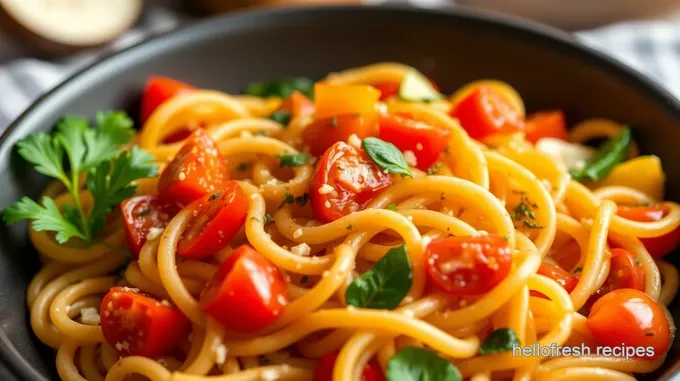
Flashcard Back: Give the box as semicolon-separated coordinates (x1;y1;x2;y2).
15;63;680;381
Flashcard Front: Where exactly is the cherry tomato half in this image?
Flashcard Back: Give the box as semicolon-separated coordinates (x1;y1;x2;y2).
587;289;670;359
587;248;645;308
378;113;451;170
120;195;181;258
450;86;524;140
141;76;195;124
531;262;579;298
313;354;386;381
200;245;288;333
158;129;229;205
310;141;392;223
177;184;248;259
302;113;379;157
101;287;190;357
617;205;680;258
524;110;568;143
425;234;513;295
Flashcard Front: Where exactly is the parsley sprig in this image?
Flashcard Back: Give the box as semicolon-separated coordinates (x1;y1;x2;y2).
3;111;158;248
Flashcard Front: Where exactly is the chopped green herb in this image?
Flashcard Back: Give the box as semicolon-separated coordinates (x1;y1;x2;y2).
269;110;291;125
253;131;268;137
264;214;275;224
295;193;311;207
513;199;537;220
362;137;413;178
634;257;641;265
329;116;338;127
276;153;310;168
250;217;260;222
347;225;353;230
244;77;314;99
573;266;583;273
523;220;545;229
346;245;412;310
646;332;655;336
570;127;632;182
479;328;520;355
279;193;295;209
300;275;309;285
440;192;446;201
387;204;399;211
209;190;223;201
387;347;461;381
427;162;443;175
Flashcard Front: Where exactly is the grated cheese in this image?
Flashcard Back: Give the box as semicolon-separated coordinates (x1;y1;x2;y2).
403;150;417;167
80;307;100;325
291;243;311;257
293;228;303;239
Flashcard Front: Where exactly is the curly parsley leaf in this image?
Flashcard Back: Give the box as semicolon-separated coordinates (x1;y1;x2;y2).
87;147;158;232
3;197;85;244
3;111;155;252
16;133;68;185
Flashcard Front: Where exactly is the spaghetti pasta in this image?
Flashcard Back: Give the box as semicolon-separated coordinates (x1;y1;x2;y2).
8;63;680;381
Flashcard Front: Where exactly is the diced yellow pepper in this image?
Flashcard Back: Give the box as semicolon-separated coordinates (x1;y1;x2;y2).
314;83;380;119
596;155;665;200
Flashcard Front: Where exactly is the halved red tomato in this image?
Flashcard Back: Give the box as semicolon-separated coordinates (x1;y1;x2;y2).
141;76;195;124
302;113;379;157
586;248;645;307
101;287;190;357
617;205;680;258
177;184;248;259
378;113;451;170
158;129;229;205
425;234;512;295
450;86;524;140
120;195;181;257
531;262;579;299
200;245;287;333
310;142;392;222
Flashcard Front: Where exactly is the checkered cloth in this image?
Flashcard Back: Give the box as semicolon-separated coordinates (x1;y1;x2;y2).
1;4;679;131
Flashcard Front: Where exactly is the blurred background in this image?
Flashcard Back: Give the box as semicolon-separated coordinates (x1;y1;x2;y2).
0;0;679;129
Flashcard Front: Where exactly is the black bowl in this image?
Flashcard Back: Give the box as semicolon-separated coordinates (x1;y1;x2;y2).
1;5;680;380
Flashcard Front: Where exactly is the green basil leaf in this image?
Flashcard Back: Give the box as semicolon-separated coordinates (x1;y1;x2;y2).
276;153;310;168
479;328;520;355
362;137;413;178
386;347;461;381
269;110;292;125
570;127;632;182
245;77;314;99
345;245;412;309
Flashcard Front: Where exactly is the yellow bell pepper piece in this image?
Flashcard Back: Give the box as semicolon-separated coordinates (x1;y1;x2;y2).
314;83;380;119
596;155;665;200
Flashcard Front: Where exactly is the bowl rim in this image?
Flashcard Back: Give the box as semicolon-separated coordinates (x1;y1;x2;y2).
2;4;680;381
